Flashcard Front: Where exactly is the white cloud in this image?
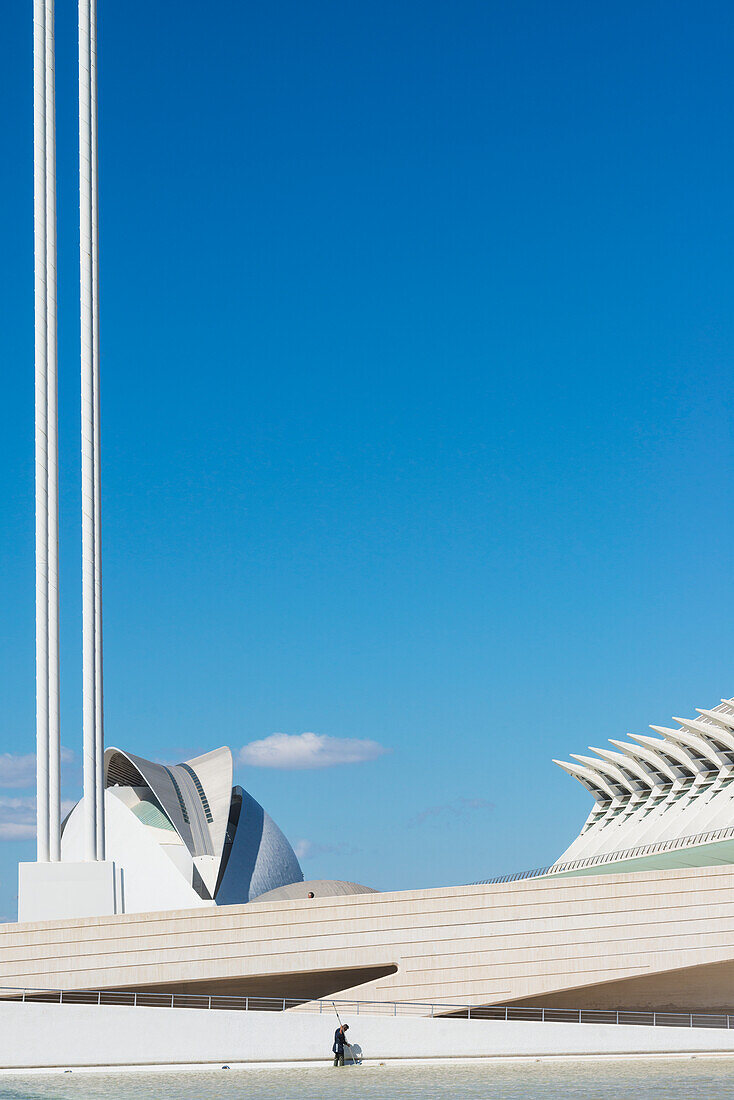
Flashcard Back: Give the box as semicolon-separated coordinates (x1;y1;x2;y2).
0;796;76;840
0;797;38;840
0;748;74;789
0;755;38;789
408;796;494;828
239;733;388;770
294;838;358;861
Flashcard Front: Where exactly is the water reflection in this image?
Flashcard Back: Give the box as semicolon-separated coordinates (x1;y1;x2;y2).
3;1057;734;1100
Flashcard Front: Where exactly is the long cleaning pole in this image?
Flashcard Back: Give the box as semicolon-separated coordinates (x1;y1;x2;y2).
331;1003;358;1064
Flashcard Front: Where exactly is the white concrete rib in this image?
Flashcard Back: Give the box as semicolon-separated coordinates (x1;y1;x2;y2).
698;708;734;733
628;734;699;778
678;717;734;755
569;754;634;797
651;725;725;770
609;739;677;783
552;760;616;803
588;747;653;790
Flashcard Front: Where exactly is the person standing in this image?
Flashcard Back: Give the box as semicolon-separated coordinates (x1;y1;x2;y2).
332;1023;349;1067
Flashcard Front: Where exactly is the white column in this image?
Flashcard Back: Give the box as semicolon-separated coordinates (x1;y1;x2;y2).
90;0;105;861
79;0;97;861
34;0;50;865
45;0;61;864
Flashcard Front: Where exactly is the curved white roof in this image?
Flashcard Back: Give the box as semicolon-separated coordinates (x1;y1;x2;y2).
105;746;234;894
95;746;302;908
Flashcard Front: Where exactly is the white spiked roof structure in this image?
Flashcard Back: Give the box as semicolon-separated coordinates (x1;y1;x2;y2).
552;697;734;867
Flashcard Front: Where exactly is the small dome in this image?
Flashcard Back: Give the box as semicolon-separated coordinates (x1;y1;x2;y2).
249;879;378;903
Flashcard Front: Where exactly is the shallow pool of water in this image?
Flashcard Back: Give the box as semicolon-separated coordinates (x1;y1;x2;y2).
3;1058;734;1100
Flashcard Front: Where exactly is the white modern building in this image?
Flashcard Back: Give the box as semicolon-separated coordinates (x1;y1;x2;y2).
550;696;734;877
28;694;734;922
23;692;734;921
59;747;304;914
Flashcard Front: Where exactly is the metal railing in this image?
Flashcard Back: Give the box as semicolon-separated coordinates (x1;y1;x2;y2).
2;986;734;1030
473;823;734;884
442;1006;734;1030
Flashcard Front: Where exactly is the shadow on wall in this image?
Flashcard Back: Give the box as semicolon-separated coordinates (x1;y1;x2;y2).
126;964;399;1001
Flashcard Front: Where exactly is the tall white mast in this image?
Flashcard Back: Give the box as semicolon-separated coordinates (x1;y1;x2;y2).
34;0;50;865
34;0;60;864
46;0;61;864
91;0;105;861
79;0;102;861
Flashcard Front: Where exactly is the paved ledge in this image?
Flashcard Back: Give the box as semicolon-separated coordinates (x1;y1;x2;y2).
6;1053;734;1076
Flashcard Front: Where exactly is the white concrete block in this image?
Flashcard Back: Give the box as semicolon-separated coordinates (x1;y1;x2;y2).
18;861;120;922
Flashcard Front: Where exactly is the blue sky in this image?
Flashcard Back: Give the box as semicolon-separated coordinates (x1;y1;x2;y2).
1;0;733;920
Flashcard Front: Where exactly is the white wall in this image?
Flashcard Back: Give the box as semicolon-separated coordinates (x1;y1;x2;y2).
2;1003;734;1069
62;791;211;916
18;860;119;922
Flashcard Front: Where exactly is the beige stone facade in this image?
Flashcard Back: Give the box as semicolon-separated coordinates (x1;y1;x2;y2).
4;862;734;1013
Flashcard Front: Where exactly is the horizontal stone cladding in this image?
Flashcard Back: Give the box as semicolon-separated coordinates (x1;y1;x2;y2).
3;864;734;1011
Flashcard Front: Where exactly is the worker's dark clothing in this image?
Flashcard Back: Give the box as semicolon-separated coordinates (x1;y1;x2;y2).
333;1026;347;1067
